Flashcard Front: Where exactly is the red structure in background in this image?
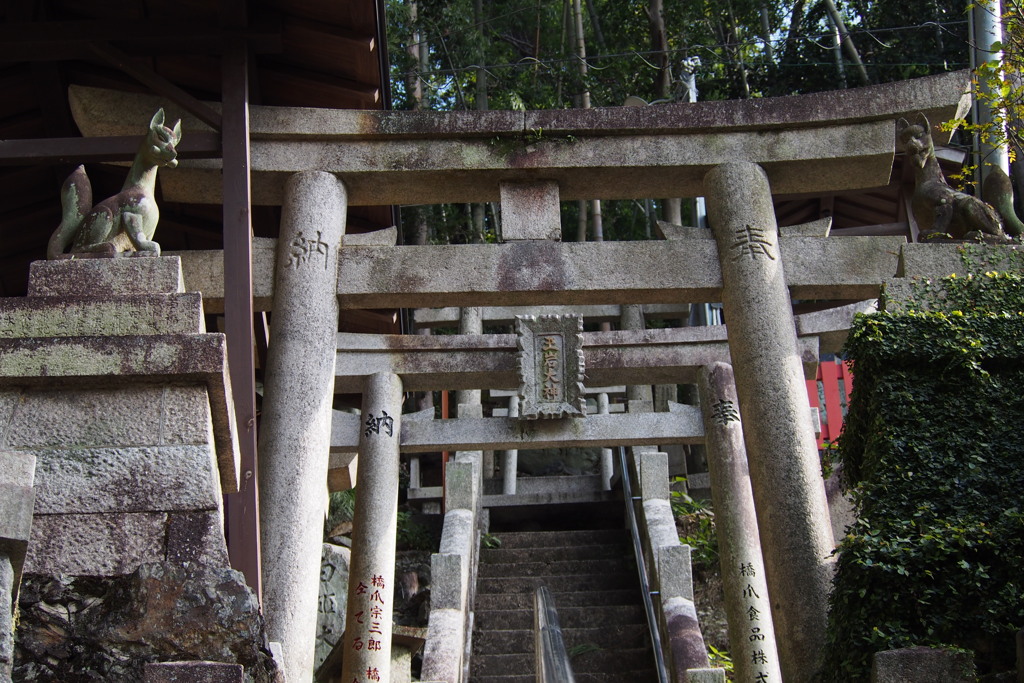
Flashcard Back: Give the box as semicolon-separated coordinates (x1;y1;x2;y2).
807;359;854;447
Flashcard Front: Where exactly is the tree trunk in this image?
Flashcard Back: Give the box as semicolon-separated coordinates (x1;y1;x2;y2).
405;0;424;110
584;0;607;54
759;4;775;64
724;0;751;98
572;0;590;108
782;0;806;68
473;0;488;242
827;11;848;89
648;0;671;100
821;0;870;86
474;0;489;111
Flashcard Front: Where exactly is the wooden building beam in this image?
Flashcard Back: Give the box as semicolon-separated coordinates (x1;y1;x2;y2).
221;34;261;598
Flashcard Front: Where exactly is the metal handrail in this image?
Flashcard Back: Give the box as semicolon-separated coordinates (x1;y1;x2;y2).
619;446;671;683
534;585;576;683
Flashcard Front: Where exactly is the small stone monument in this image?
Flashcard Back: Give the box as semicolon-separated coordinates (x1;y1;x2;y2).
515;314;585;419
315;543;351;670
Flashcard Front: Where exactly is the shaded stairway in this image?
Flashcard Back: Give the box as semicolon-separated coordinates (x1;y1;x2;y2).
471;508;658;682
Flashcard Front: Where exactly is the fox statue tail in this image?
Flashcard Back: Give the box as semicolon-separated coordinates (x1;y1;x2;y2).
983;166;1024;238
46;165;92;260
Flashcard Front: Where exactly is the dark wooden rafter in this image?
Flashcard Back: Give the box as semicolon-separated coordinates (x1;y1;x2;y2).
87;41;223;131
0;132;221;165
0;20;282;60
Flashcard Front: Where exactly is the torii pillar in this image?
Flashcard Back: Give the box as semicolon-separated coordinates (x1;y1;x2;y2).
704;161;835;683
342;372;404;683
259;171;348;682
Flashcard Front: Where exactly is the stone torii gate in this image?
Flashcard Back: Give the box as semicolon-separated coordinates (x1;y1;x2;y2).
76;71;972;682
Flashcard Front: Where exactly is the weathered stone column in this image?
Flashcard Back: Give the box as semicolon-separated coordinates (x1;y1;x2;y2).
596;392;614;490
502;395;519;495
0;553;12;683
698;363;782;683
259;171;347;682
621;304;654;406
704;161;834;682
455;307;482;408
0;450;35;683
342;372;404;683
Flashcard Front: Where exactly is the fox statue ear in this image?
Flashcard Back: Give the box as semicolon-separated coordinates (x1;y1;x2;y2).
913;111;929;128
896;117;909;134
171;119;182;144
150;108;166;130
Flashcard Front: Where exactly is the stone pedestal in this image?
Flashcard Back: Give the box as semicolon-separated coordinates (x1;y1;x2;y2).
0;255;252;678
698;363;782;683
259;171;348;682
0;257;237;579
342;372;404;683
705;161;835;682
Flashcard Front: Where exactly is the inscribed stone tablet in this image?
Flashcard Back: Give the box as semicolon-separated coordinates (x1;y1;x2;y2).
515;315;585;419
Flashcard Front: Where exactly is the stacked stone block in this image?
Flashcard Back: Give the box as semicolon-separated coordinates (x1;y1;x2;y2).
0;256;238;577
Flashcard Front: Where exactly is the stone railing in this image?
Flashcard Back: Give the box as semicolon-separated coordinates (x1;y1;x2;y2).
419;452;482;682
626;445;726;683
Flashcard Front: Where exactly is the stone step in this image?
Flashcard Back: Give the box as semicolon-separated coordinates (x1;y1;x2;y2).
482;474;606;496
473;623;651;655
475;588;638;611
481;542;630;565
475;604;645;632
489;528;627;549
472;674;658;683
471;648;655;677
478;557;632;579
569;648;657;674
468;676;533;683
575;671;659;682
477;572;635;595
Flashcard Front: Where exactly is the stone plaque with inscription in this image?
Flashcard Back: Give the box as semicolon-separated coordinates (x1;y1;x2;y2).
315;542;351;670
515;315;585;419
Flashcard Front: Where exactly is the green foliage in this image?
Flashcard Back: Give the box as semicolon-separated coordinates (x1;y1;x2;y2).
481;533;502;549
397;510;436;551
671;477;719;568
825;260;1024;681
943;0;1024;176
389;0;969;114
325;489;436;551
325;488;357;539
707;644;735;674
388;0;971;246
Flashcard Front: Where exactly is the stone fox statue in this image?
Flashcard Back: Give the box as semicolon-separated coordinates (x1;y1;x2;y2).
47;109;181;259
897;112;1009;241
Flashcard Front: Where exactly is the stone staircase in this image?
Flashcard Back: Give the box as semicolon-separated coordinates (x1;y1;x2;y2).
471;522;658;682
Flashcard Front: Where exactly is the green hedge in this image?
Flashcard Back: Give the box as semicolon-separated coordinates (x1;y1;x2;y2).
824;270;1024;681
